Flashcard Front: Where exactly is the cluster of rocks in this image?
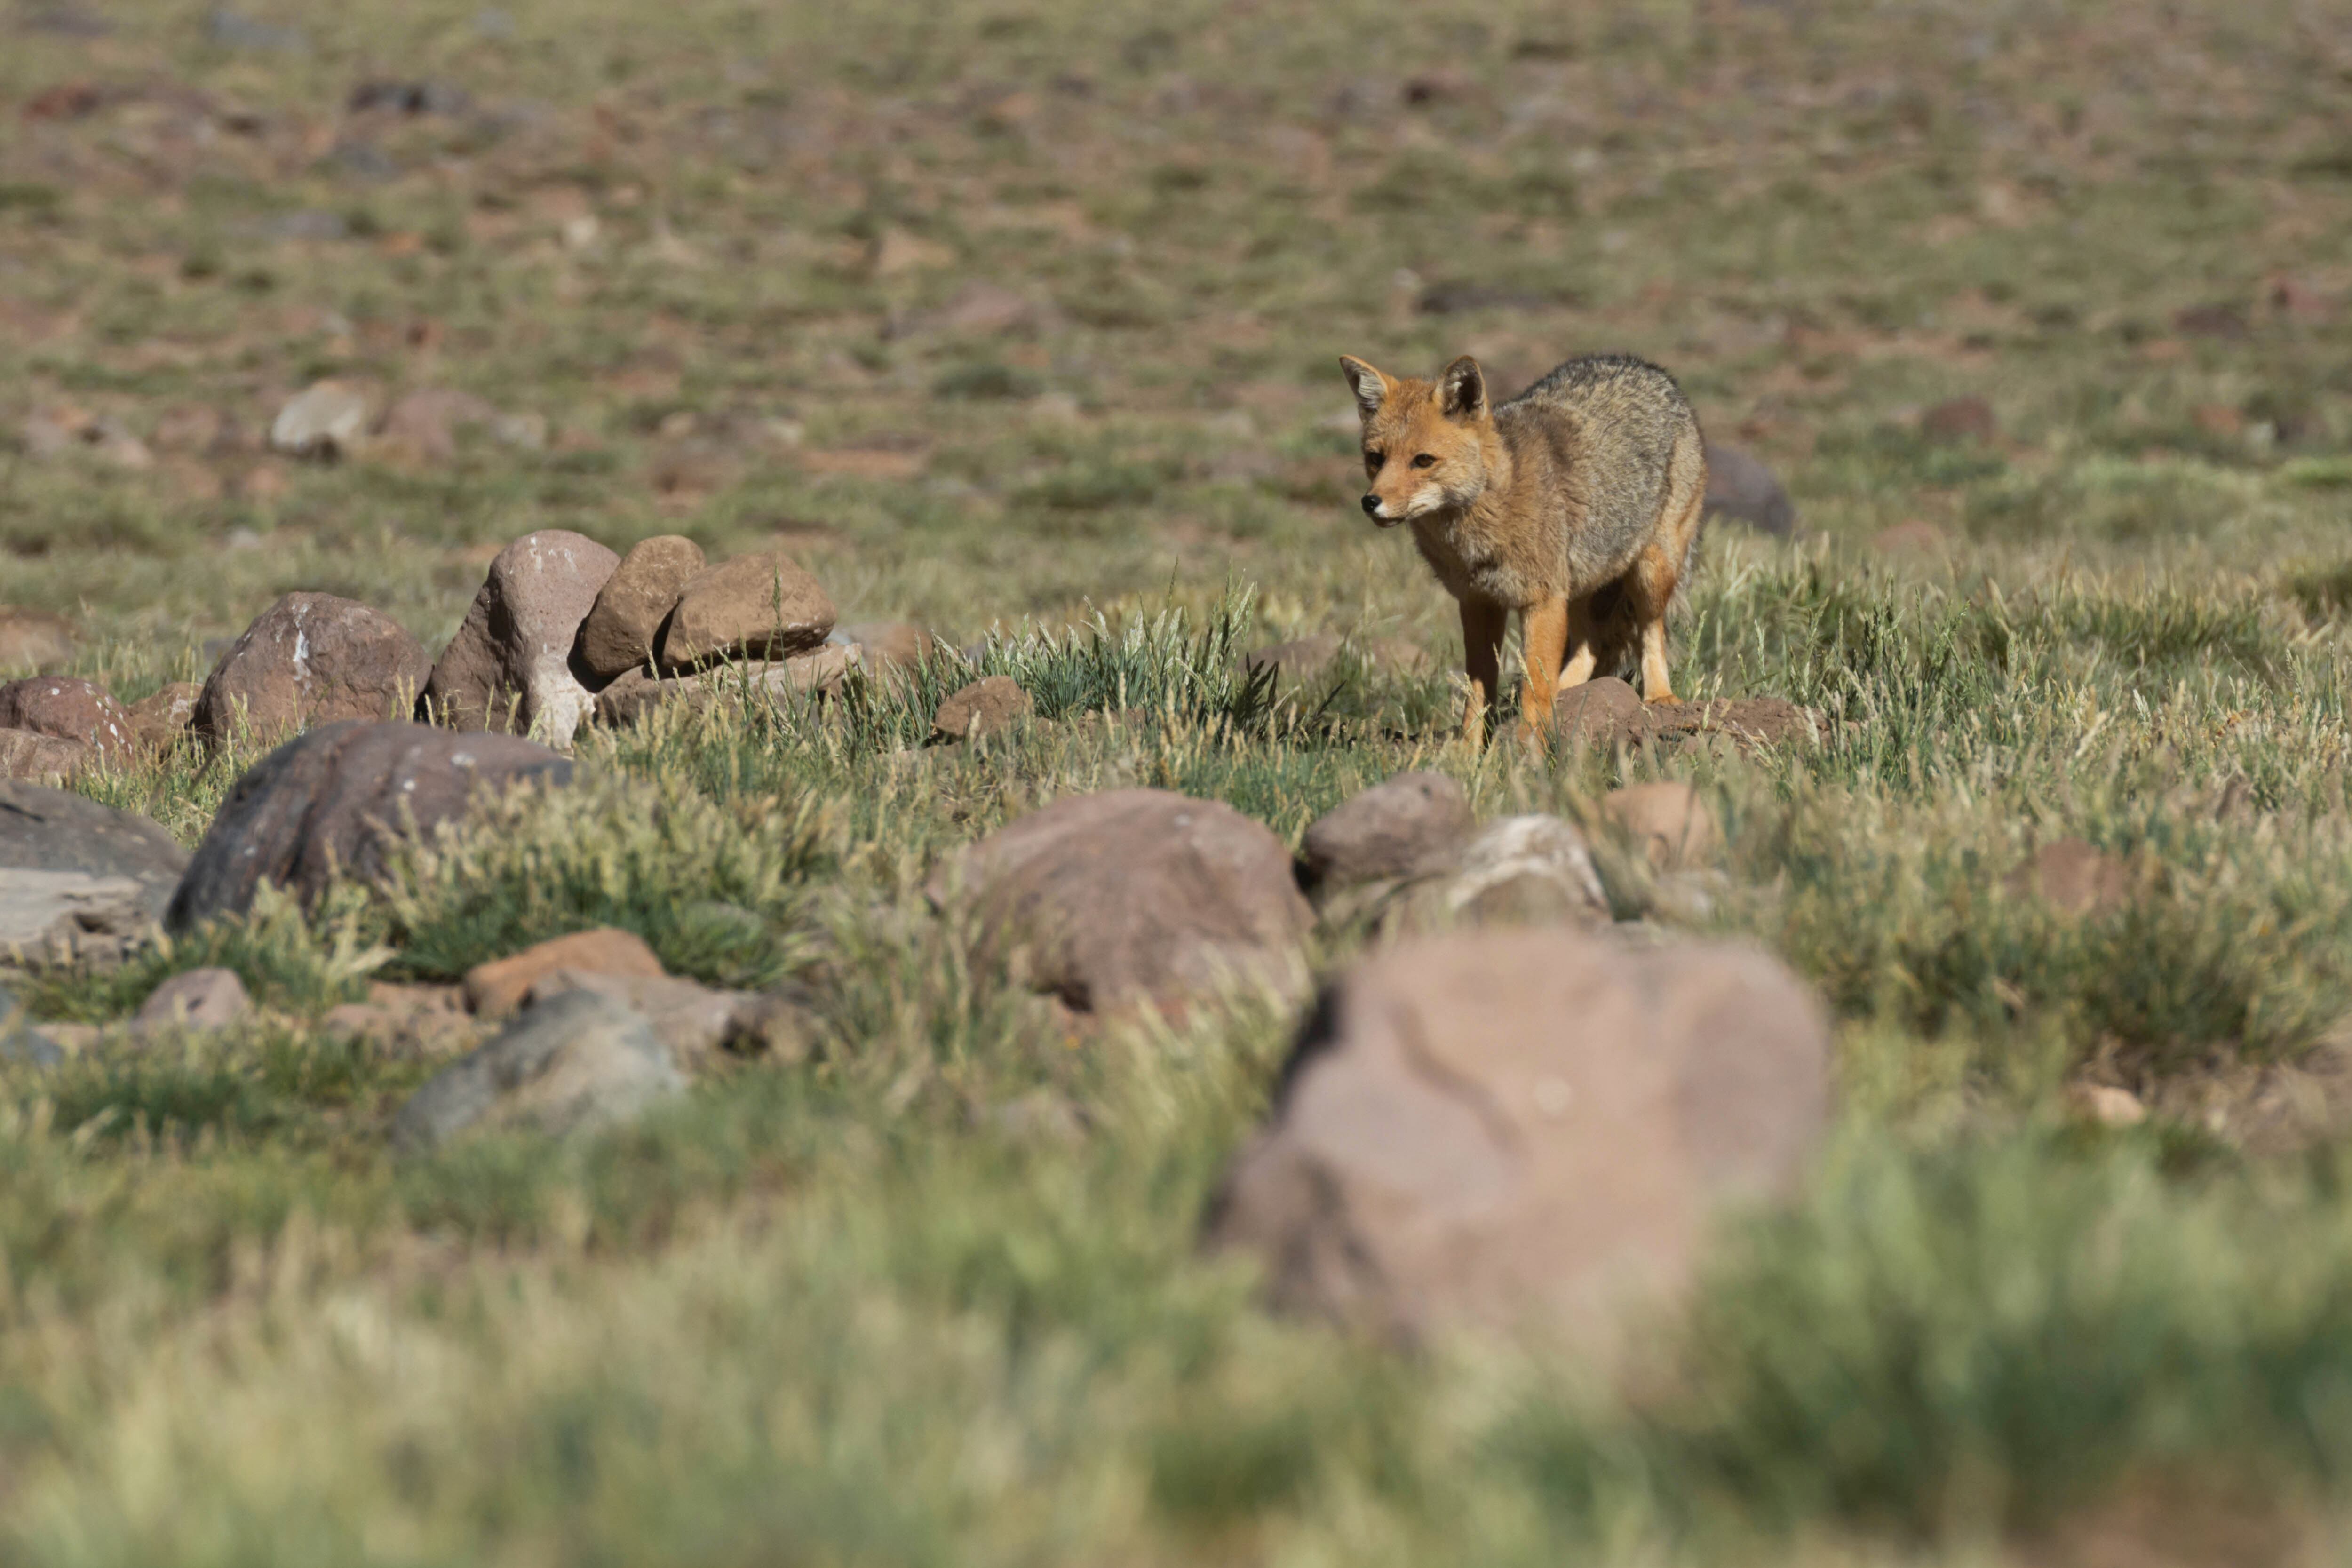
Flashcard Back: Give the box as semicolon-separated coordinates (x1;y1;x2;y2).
914;769;1820;1352
0;528;949;783
1;728;813;1126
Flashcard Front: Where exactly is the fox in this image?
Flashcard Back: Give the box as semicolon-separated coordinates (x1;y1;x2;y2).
1337;351;1707;744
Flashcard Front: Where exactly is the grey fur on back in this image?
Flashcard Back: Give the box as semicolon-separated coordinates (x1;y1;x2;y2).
1501;353;1698;574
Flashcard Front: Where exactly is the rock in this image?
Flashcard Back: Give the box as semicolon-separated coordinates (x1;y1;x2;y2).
932;676;1033;741
194;593;433;743
125;682;202;751
929;788;1314;1014
1300;772;1472;898
2068;1082;2147;1129
0;988;63;1068
1920;396;1997;445
389;989;686;1154
133;967;252;1035
592;647;858;727
1204;928;1832;1350
656;553;834;670
376;387;506;464
166;720;572;928
269;379;372;458
835;621;933;676
461;927;667;1021
0;869;147;962
575;535;707;680
1645;697;1823;754
1600;782;1722;870
1872;519;1949;555
0;608;77;673
1413;814;1611;930
2004;838;2134;918
321;982;478;1059
1700;444;1797;537
0;732;89;785
421;530;621;744
0;678;134;763
0;779;187;959
1554;677;1644;748
523;968;818;1072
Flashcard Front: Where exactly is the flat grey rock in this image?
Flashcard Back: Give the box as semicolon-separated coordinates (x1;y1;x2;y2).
0;780;188;958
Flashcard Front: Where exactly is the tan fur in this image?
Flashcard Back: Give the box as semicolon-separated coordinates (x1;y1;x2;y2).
1339;351;1707;742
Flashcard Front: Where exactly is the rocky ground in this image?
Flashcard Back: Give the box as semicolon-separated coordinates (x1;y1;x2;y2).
2;0;2352;1563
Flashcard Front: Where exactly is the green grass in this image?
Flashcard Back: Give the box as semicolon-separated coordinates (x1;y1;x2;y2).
2;0;2352;1560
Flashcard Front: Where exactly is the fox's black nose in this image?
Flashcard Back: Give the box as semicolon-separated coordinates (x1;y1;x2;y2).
1360;494;1380;516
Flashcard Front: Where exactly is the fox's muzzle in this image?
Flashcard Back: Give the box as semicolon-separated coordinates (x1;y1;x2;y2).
1360;494;1404;529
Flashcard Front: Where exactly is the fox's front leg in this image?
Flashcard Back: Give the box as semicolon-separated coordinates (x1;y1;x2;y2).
1459;598;1506;747
1518;595;1569;741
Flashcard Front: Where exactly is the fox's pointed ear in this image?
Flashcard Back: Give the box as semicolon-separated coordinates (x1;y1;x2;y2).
1338;355;1390;420
1437;356;1488;420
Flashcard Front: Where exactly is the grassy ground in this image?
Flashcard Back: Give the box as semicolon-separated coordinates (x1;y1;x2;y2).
5;0;2352;1560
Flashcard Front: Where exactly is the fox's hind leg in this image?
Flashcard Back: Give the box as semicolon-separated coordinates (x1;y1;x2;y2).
1558;595;1600;688
1628;532;1690;705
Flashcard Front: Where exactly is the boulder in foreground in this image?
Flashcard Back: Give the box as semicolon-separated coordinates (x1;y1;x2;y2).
1206;927;1830;1352
390;988;685;1153
166;720;571;930
929;788;1312;1014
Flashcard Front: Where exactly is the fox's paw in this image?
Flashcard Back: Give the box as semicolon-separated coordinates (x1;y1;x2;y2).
1645;692;1683;707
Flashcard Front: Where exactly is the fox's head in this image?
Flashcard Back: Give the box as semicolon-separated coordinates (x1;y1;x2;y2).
1336;354;1495;528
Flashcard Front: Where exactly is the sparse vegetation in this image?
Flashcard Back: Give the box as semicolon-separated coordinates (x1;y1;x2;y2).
4;0;2352;1561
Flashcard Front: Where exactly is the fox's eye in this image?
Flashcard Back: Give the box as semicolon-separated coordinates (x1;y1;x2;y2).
1364;449;1384;470
1411;453;1437;469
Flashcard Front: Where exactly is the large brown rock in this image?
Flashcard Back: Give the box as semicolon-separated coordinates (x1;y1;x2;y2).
1299;771;1471;899
194;593;433;744
0;731;90;785
657;552;834;670
165;720;572;930
1206;929;1831;1351
576;535;707;680
929;788;1313;1014
0;608;76;674
422;529;621;745
0;678;134;763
